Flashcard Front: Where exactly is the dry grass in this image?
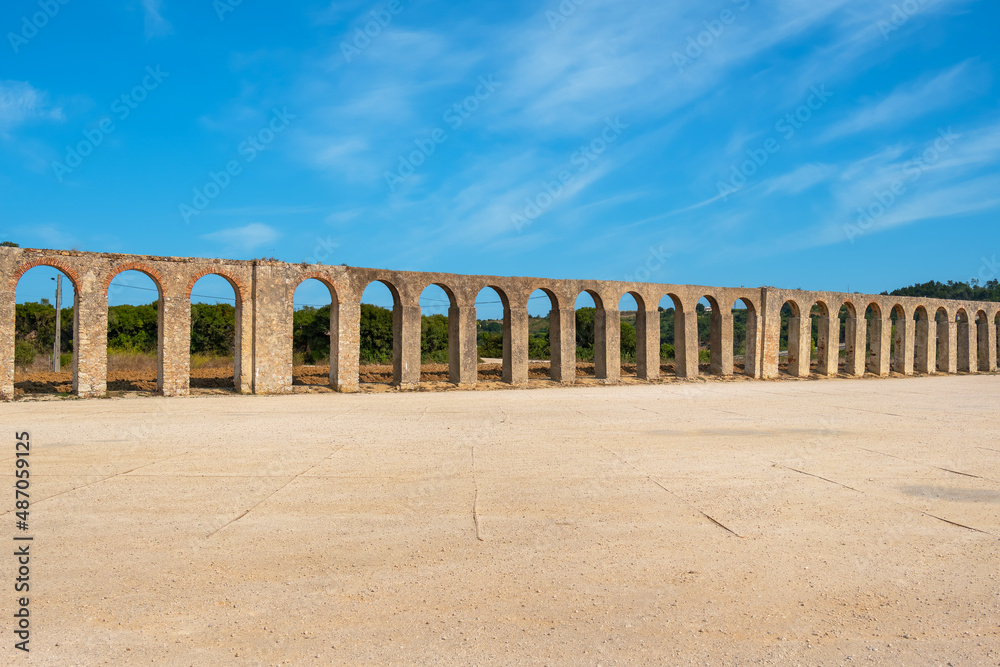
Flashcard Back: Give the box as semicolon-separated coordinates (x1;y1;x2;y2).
191;354;235;370
107;351;158;373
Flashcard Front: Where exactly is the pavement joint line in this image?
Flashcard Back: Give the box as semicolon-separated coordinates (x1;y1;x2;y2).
0;450;192;516
206;443;349;538
600;445;744;539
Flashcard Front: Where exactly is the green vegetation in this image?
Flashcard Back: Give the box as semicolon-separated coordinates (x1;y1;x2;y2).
884;279;1000;302
13;280;996;370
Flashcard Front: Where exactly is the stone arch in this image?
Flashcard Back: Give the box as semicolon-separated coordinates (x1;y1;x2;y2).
10;262;82;395
657;293;687;377
11;258;81;292
188;270;250;393
975;309;993;372
864;302;887;376
889;304;911;375
573;290;604;379
416;282;456;384
289;274;341;389
104;264;167;394
698;294;723;375
811;300;839;377
838;300;863;376
913;305;934;374
527;286;571;383
186;268;250;307
935;306;955;374
731;295;759;377
359;278;406;386
617;291;643;377
780;299;808;377
103;262;166;295
956;307;976;373
476;284;513;384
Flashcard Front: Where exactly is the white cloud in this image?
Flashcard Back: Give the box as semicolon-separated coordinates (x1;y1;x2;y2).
0;81;63;137
818;61;987;142
201;223;280;255
142;0;173;39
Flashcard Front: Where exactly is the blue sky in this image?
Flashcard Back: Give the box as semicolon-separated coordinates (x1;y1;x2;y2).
3;0;1000;314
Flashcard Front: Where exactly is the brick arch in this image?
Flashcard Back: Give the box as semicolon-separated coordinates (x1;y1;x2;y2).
10;258;81;291
102;262;166;295
185;268;250;306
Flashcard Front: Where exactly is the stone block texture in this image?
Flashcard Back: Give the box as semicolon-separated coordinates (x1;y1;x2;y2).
2;247;998;400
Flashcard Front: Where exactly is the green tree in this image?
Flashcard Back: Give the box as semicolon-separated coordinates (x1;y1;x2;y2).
360;303;393;363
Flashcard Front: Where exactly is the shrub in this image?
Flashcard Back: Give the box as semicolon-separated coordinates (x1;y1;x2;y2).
14;341;35;369
660;343;674;360
699;349;711;363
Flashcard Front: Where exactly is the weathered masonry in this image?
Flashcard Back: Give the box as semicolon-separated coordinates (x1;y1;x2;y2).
2;247;998;400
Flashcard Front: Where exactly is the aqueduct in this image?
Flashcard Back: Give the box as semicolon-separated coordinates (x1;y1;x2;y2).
2;246;998;399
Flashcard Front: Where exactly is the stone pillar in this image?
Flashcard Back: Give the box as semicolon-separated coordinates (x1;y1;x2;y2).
978;317;997;372
760;289;780;379
234;297;253;393
937;319;957;374
743;308;761;379
635;309;660;380
786;316;812;377
674;308;700;379
866;317;890;377
549;307;576;383
396;304;421;389
915;318;935;375
448;305;477;385
816;316;840;376
709;310;731;375
957;318;976;373
250;263;291;394
593;307;620;382
161;293;190;397
844;316;866;377
74;281;108;398
505;306;528;385
893;317;915;376
0;273;15;400
332;300;360;392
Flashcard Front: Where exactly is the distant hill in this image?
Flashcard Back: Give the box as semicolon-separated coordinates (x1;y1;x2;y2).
882;279;1000;302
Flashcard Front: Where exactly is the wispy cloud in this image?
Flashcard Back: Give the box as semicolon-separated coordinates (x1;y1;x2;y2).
0;81;63;137
818;60;987;142
142;0;173;39
201;223;280;255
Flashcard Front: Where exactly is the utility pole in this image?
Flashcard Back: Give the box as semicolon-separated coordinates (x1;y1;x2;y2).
53;275;61;372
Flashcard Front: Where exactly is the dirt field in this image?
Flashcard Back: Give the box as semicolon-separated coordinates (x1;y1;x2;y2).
12;361;760;396
1;376;998;665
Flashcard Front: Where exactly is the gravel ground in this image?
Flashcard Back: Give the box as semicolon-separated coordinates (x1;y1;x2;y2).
1;375;998;665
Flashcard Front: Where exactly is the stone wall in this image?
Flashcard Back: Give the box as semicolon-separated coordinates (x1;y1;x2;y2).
2;246;998;400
